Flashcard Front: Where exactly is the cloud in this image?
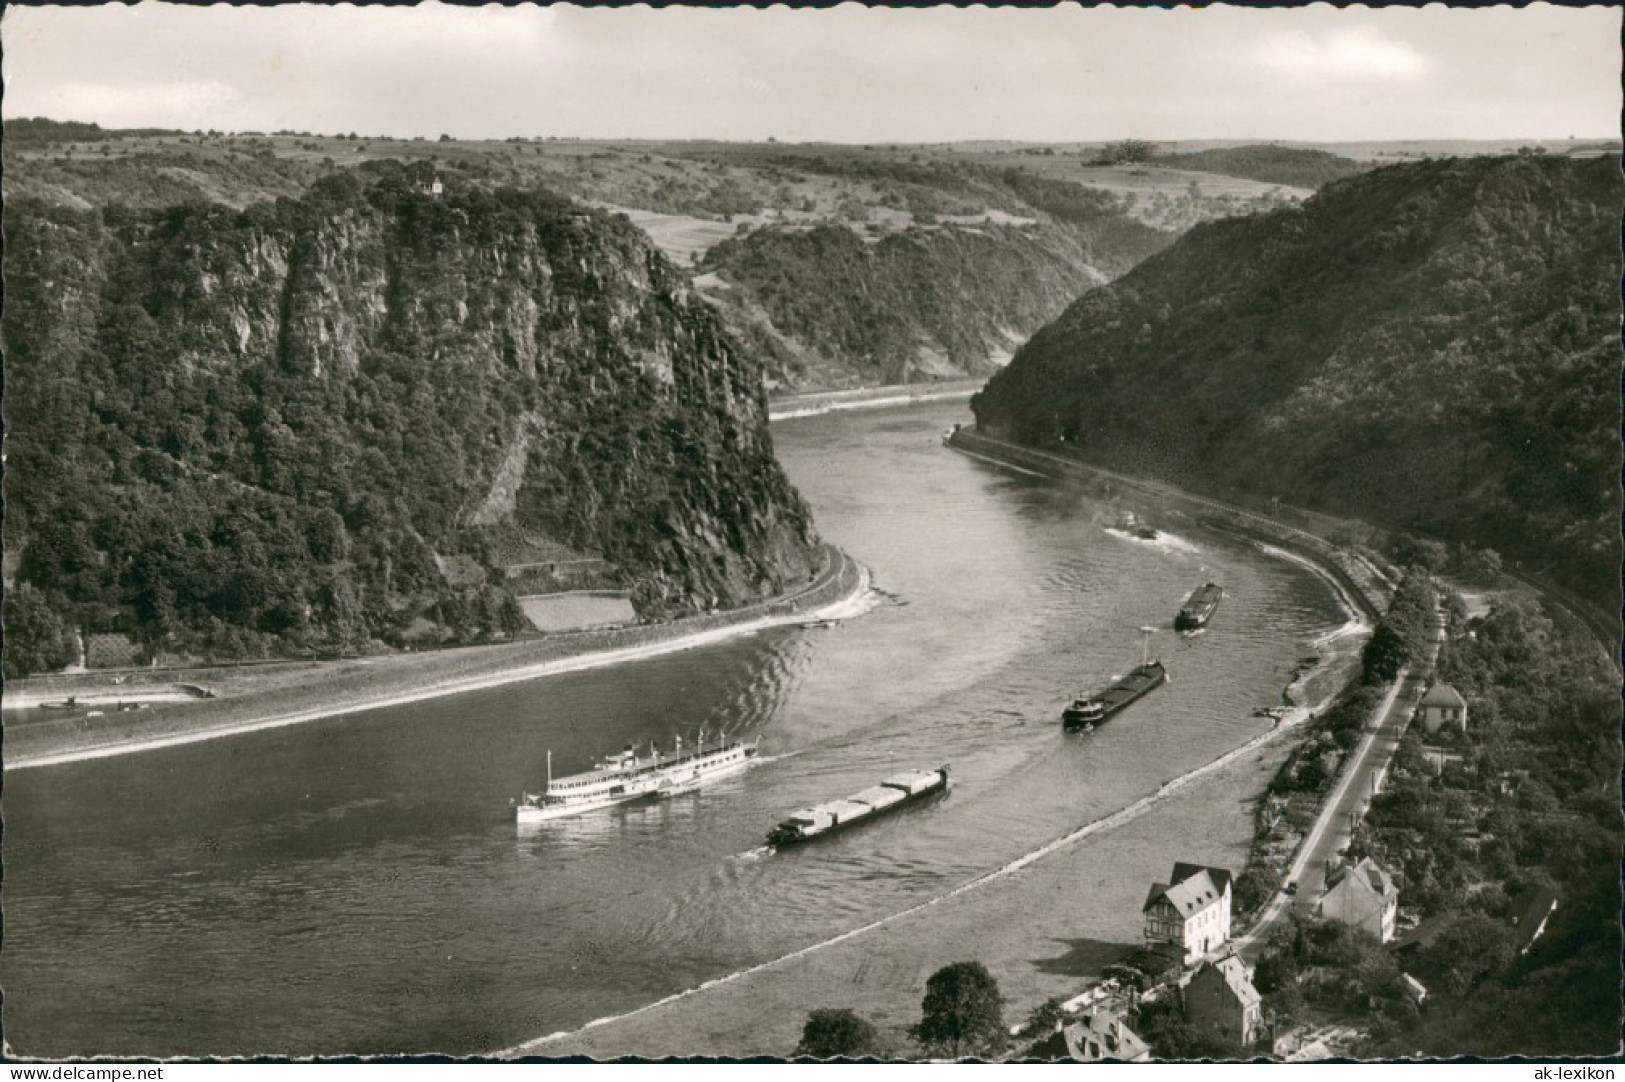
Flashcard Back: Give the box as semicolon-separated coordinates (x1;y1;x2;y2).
1251;25;1430;84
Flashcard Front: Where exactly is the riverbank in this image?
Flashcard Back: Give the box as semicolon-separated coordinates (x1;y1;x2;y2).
6;545;869;772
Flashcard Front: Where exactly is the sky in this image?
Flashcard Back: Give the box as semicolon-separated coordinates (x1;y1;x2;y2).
3;3;1619;143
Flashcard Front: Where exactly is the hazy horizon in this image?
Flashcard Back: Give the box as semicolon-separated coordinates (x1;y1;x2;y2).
3;2;1618;144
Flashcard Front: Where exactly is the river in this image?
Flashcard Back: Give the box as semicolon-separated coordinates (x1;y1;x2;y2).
1;402;1345;1057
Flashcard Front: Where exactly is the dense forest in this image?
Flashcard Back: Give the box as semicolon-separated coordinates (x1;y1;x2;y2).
973;155;1620;602
4;165;820;674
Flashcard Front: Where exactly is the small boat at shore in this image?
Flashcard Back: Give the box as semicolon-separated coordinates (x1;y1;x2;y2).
1176;582;1225;631
766;767;950;846
516;733;757;824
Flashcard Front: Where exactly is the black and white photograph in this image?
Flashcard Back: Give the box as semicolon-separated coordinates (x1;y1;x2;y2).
2;0;1620;1066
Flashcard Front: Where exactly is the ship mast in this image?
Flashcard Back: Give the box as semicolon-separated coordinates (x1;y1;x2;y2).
546;749;552;789
1139;626;1156;667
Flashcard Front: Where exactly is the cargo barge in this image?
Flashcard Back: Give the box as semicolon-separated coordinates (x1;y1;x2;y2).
1175;582;1225;631
516;734;756;823
1062;661;1168;730
766;767;950;846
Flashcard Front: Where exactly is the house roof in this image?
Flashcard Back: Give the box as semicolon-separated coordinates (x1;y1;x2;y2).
1325;857;1398;901
1145;869;1224;917
1396;973;1428;1001
1420;683;1467;708
1172;861;1234;897
1193;955;1261;1010
1389;914;1451;954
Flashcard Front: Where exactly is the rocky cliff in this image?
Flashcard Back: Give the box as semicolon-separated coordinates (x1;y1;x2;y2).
4;168;820;671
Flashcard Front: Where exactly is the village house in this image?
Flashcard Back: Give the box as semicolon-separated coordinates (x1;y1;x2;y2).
1184;954;1263;1049
1031;1011;1151;1063
1318;857;1399;942
1142;862;1234;964
1418;682;1468;735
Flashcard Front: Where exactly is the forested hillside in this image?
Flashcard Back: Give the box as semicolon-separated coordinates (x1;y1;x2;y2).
699;206;1164;385
973;156;1620;600
4;166;820;673
1154;145;1368;188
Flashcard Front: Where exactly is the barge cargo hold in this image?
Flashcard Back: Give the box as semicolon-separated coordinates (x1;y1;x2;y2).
766;767;950;846
1175;582;1225;631
1062;661;1168;730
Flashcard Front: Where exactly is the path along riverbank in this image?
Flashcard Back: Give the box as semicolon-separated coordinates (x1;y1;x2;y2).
6;545;869;772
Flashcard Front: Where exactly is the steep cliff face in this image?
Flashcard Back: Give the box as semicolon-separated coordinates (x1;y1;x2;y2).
4;172;820;667
973;156;1620;599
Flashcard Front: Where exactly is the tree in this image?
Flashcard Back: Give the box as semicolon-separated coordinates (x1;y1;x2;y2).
1096;139;1156;165
796;1007;880;1059
3;583;78;678
1361;622;1409;684
910;961;1009;1059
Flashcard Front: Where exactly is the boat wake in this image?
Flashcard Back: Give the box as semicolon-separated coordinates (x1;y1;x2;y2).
731;845;775;863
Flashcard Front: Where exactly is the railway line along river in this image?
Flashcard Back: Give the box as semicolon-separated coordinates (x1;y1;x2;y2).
2;402;1355;1058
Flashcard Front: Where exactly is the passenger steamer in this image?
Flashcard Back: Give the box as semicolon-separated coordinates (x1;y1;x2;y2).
516;733;757;823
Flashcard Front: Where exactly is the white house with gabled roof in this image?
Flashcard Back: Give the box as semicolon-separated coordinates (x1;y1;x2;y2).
1418;682;1468;735
1142;863;1233;964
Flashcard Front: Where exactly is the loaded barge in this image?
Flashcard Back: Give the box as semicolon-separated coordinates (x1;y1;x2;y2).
1175;582;1225;631
516;734;756;823
1063;630;1168;730
766;767;950;846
